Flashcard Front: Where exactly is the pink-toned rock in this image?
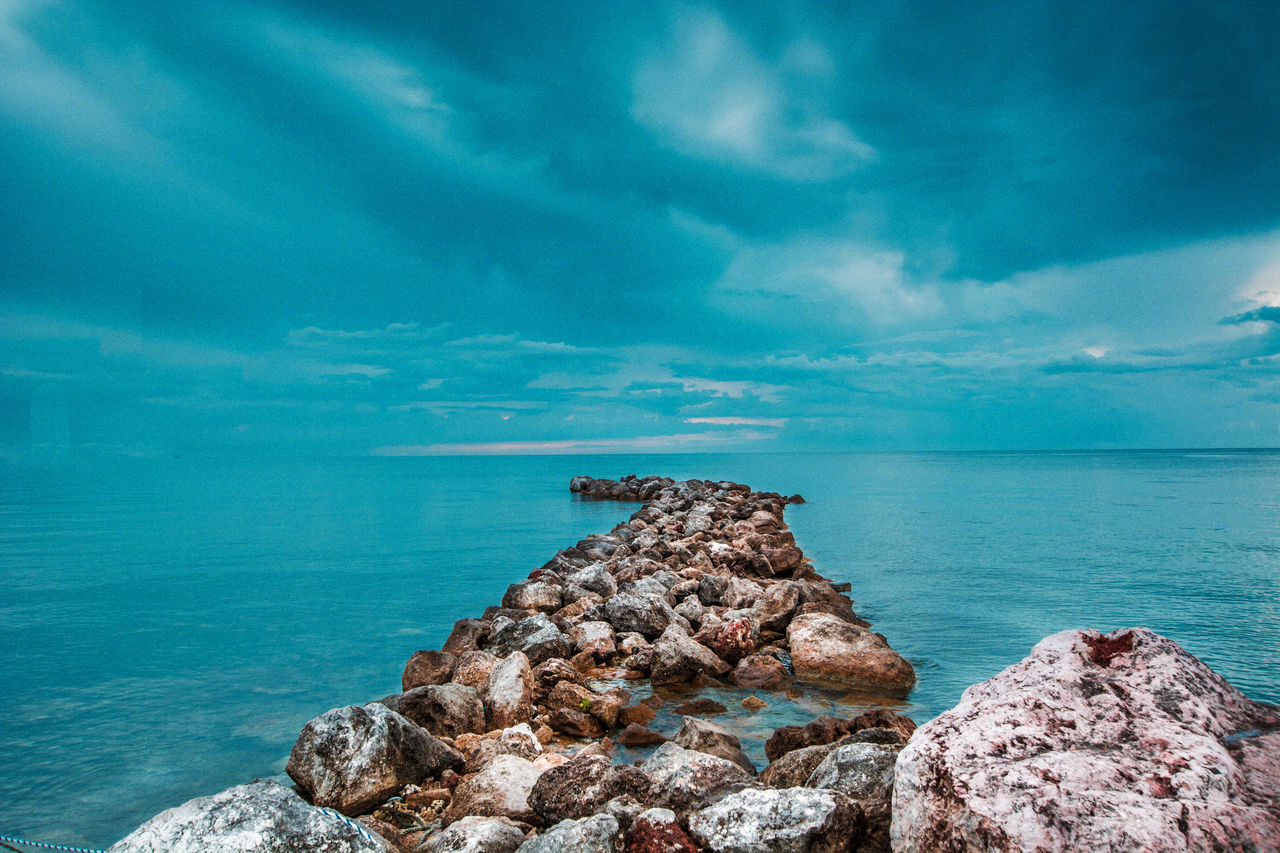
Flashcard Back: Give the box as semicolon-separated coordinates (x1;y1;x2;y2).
402;650;457;691
893;628;1280;852
786;613;914;697
482;652;534;730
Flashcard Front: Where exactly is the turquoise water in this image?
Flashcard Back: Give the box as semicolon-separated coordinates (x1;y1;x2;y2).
1;450;1278;846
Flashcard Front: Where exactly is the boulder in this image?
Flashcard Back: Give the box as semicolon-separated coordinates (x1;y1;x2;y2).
107;779;392;852
444;619;490;655
518;814;618;853
641;742;758;820
760;742;843;789
720;577;763;610
483;652;534;730
383;684;485;739
605;592;685;639
287;703;461;816
730;655;793;691
549;707;606;739
458;723;543;774
805;743;900;852
623;808;698;853
570;621;617;659
673;717;756;776
565;563;619;599
694;618;755;664
403;650;458;691
618;724;667;747
619;704;657;727
420;815;527;853
502;580;563;614
528;754;652;824
892;628;1280;853
530;657;586;703
765;716;853;762
786;613;915;697
754;582;801;631
452;651;501;691
688;786;864;853
650;624;731;686
487;615;573;665
441;754;544;825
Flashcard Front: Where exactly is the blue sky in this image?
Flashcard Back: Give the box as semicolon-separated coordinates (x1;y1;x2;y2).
2;0;1279;454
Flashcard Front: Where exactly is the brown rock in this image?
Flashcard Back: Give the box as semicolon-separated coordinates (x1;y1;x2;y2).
787;613;915;697
549;707;606;739
671;698;727;716
443;618;489;655
618;723;668;747
527;754;652;825
619;704;657;727
694;618;755;665
451;650;500;692
623;807;698;853
741;696;767;711
402;650;458;691
729;655;793;691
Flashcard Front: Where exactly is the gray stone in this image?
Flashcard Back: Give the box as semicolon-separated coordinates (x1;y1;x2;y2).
688;787;864;853
517;814;618;853
641;742;758;821
487;615;573;665
482;652;534;730
421;815;528;853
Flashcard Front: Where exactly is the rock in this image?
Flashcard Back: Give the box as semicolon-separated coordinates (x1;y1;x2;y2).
619;704;657;727
765;716;854;762
618;723;668;747
730;655;793;691
530;657;585;703
107;779;392;852
287;703;462;816
528;754;652;824
650;625;731;686
588;688;629;728
502;581;563;614
786;613;915;697
605;592;685;639
603;795;647;833
674;596;706;625
565;563;619;599
518;814;618;853
549;707;606;739
487;615;573;666
741;696;767;711
720;577;763;610
641;742;758;820
403;650;459;691
671;697;728;715
697;575;729;606
892;628;1280;853
459;723;543;774
688;787;864;853
420;815;527;853
623;807;698;853
673;717;756;776
444;619;490;655
384;684;485;739
452;651;501;691
805;743;900;852
694;618;755;664
546;679;601;714
441;754;544;825
754;582;801;631
571;620;618;659
483;652;534;730
760;742;844;789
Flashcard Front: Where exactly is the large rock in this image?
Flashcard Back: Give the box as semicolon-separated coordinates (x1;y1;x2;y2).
528;754;652;824
403;650;458;691
483;652;534;730
570;621;617;659
623;808;698;853
442;754;544;825
688;787;865;853
487;615;573;665
650;624;731;686
806;743;900;853
760;742;843;789
673;717;756;776
694;618;755;665
893;628;1280;852
786;613;915;697
641;742;758;820
287;703;461;815
518;814;618;853
383;684;485;739
108;779;392;852
452;651;501;691
420;815;527;853
502;580;563;614
605;592;685;639
730;655;793;691
565;563;618;600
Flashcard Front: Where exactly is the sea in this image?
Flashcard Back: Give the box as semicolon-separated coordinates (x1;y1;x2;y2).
1;449;1277;847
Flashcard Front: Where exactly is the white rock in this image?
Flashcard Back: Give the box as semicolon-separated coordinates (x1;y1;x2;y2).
688;787;862;853
517;814;618;853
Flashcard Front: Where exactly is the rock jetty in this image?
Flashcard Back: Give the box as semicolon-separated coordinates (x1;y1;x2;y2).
111;475;918;852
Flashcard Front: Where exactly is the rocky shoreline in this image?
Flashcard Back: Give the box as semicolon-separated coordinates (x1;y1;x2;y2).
107;475;1280;852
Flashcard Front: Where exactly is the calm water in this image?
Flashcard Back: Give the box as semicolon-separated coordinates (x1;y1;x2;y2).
1;450;1278;846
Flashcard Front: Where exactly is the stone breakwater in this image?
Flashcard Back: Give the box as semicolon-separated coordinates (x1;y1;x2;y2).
106;475;1280;852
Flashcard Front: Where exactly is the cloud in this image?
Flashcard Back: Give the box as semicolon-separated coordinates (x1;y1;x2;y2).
371;428;776;456
632;7;873;180
686;416;786;427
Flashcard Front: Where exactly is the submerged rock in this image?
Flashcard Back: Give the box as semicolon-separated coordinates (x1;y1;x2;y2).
287;703;461;816
786;613;915;697
108;779;392;852
893;628;1280;852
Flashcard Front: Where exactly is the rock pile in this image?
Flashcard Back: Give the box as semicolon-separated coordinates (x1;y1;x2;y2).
110;475;918;852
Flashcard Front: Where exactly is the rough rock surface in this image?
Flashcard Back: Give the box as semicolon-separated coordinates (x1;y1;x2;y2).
518;814;618;853
806;743;900;853
673;717;757;776
528;754;652;824
403;650;458;691
108;779;392;852
650;624;732;686
384;683;485;739
688;787;864;853
483;652;534;730
786;613;915;697
487;615;573;665
442;754;544;825
641;742;758;820
623;807;698;853
286;703;461;816
421;815;528;853
893;628;1280;852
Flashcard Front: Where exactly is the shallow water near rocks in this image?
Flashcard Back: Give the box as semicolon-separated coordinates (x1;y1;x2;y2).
2;449;1277;846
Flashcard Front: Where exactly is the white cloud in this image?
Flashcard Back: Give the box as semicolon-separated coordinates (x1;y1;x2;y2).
632;8;872;180
371;428;776;456
686;416;787;427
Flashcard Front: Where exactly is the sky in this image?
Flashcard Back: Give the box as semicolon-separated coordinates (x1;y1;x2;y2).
2;0;1280;455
